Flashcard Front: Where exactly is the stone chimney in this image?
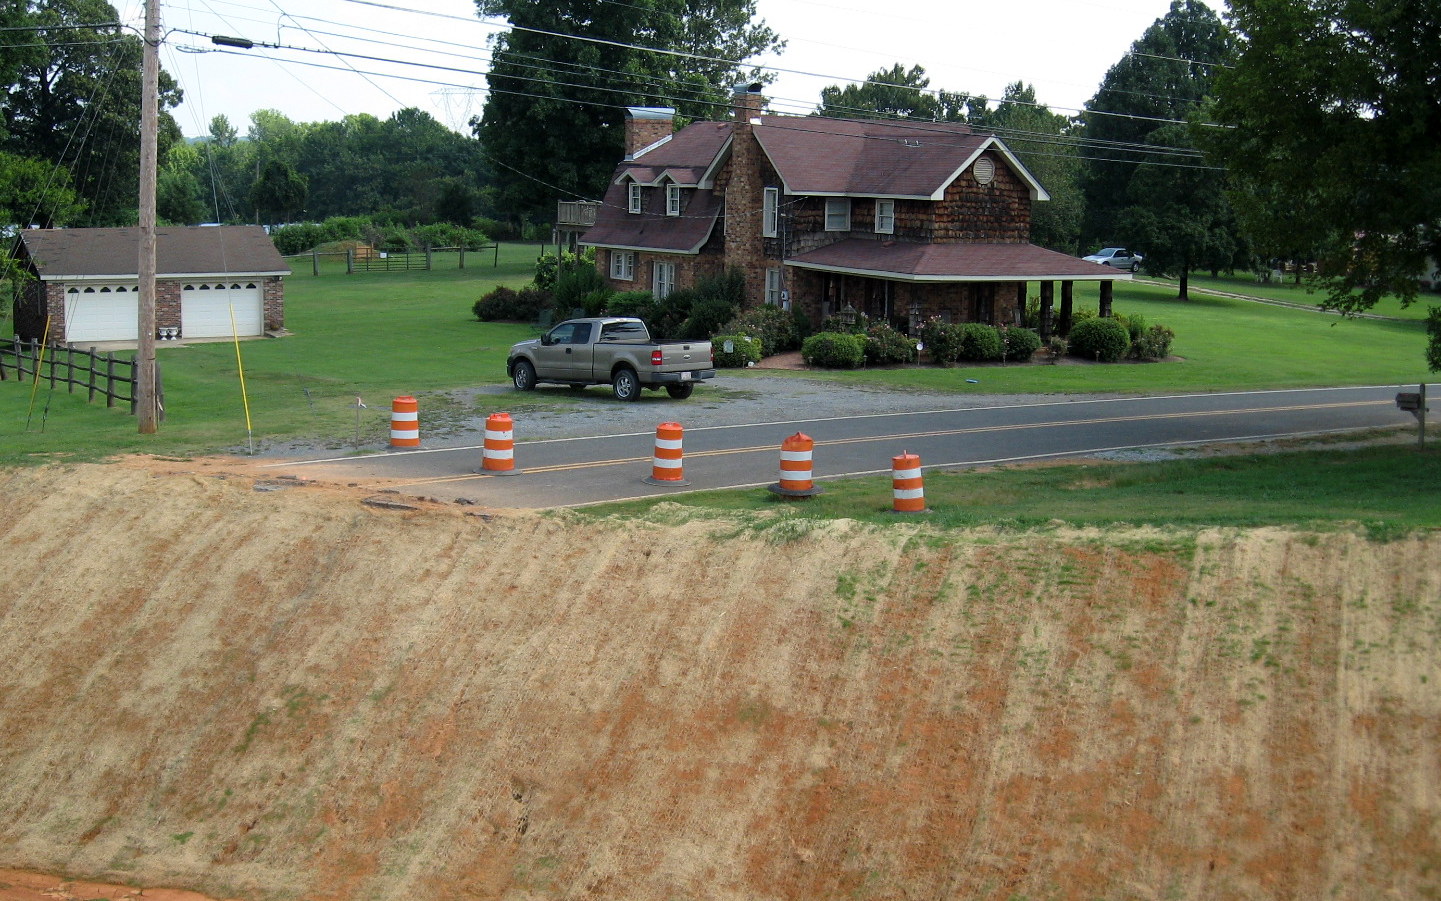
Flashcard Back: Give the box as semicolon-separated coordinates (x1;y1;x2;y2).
624;107;675;158
724;83;769;305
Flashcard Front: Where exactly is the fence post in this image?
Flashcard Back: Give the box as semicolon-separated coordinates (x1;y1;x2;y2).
106;353;117;408
425;248;433;270
88;350;98;402
459;245;465;269
347;248;354;274
312;249;319;276
493;242;500;267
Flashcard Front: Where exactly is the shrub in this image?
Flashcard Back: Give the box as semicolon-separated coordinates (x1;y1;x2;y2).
801;331;866;369
605;290;658;321
863;321;917;366
473;285;554;322
1067;316;1131;362
957;323;1003;362
680;296;739;341
1113;311;1147;345
269;222;326;255
534;248;595;292
1133;323;1176;360
712;334;762;368
554;264;609;313
998;325;1041;361
919;318;964;366
722;305;802;356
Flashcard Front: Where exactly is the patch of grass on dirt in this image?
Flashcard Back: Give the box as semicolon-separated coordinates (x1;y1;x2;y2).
580;442;1441;533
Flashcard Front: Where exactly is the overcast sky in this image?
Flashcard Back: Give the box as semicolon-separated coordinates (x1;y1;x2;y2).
125;0;1225;138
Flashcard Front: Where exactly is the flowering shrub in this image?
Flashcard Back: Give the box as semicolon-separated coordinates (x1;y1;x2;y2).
998;325;1041;360
1067;317;1131;362
957;323;1003;362
863;322;917;365
919;318;964;366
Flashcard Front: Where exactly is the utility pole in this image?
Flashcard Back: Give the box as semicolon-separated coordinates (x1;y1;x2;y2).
136;0;160;433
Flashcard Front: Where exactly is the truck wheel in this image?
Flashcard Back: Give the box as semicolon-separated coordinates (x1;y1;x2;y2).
665;383;694;400
612;367;641;402
512;359;536;391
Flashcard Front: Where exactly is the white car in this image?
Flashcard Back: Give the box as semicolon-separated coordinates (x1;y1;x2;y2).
1083;247;1142;272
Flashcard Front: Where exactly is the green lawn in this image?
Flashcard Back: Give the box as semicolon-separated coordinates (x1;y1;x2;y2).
579;438;1441;535
0;253;1434;467
1149;272;1441;321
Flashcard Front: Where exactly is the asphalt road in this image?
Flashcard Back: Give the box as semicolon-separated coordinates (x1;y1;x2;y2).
262;384;1424;509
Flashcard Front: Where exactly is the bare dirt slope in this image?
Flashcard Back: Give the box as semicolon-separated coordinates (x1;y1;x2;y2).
0;461;1437;901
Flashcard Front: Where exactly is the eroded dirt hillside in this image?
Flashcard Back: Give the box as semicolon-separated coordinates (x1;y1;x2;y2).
0;463;1437;901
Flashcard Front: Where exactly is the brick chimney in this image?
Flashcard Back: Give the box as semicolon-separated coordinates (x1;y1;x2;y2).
725;83;768;305
624;107;675;159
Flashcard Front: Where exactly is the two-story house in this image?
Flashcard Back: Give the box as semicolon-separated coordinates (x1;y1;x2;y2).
581;86;1127;338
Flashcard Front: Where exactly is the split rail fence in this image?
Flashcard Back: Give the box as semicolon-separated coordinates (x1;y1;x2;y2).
0;338;141;413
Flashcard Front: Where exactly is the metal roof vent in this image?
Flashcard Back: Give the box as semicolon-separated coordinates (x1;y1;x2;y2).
973;157;996;184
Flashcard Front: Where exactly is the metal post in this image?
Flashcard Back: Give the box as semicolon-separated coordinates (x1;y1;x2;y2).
1421;383;1428;450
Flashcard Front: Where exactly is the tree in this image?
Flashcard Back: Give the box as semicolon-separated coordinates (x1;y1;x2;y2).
0;149;84;226
249;159;307;228
1078;0;1238;293
1;0;184;226
818;64;940;120
1202;0;1441;338
985;82;1084;253
473;0;783;224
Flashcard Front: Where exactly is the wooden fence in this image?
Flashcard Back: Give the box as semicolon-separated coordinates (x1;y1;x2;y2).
284;245;501;275
0;338;141;413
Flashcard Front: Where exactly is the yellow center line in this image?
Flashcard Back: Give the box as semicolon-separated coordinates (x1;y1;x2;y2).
381;399;1384;490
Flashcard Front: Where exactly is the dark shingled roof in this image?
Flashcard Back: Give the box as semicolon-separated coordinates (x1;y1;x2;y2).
753;116;994;199
19;226;291;279
582;122;730;254
787;240;1132;282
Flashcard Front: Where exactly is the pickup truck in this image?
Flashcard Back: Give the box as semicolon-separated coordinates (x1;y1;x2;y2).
507;317;715;401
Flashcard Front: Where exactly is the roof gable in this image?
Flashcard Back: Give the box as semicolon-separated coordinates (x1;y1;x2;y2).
753;116;1046;201
19;226;291;279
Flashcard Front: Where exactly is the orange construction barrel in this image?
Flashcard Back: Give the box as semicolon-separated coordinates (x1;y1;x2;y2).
389;396;419;448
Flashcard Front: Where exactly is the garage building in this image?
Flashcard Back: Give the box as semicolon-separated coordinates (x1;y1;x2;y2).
13;226;289;345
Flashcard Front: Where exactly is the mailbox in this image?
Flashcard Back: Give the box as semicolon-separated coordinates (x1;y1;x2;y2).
1396;392;1421;412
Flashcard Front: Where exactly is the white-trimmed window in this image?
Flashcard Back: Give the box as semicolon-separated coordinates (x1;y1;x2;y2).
666;184;682;217
874;200;895;235
628;182;643;214
762;186;779;238
610;250;635;281
653;261;676;299
765;267;783;306
825;198;852;232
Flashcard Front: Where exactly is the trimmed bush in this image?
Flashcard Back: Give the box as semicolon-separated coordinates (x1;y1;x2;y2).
554;264;609;314
605;291;658;321
712;334;762;368
919;318;964;366
1068;317;1131;362
801;331;866;369
863;321;917;366
998;325;1042;361
957;323;1004;362
1133;323;1176;360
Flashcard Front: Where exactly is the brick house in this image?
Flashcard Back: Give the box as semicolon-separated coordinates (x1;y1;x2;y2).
581;86;1127;338
13;226;289;345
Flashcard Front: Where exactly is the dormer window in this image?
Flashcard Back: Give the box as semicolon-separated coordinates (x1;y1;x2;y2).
666;184;682;217
825;198;851;232
628;182;643;214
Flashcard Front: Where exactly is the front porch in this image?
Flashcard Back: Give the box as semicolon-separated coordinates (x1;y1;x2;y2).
782;239;1124;339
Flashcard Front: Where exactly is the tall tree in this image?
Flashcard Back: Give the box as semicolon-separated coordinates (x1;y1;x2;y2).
0;149;84;226
473;0;783;224
249;159;307;229
1079;0;1237;293
985;82;1084;254
818;64;940;119
1;0;184;226
1202;0;1441;331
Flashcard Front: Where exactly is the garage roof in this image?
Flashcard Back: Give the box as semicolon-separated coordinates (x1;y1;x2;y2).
18;226;291;280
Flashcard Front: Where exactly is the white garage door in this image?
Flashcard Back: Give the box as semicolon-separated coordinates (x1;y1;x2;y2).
64;285;139;343
181;282;264;339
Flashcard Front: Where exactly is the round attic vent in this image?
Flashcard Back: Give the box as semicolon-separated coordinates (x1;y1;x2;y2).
974;157;995;185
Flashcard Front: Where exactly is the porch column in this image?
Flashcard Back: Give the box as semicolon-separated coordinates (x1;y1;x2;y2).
1059;281;1075;337
1038;281;1055;342
1100;280;1114;319
1014;282;1027;327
